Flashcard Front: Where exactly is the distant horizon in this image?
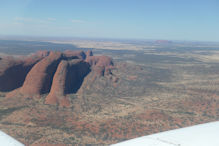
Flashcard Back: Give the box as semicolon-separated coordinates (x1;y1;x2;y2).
0;34;219;44
1;0;219;42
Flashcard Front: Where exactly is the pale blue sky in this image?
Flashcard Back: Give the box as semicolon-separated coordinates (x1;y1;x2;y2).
0;0;219;41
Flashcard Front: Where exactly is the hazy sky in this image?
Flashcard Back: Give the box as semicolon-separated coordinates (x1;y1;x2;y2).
0;0;219;41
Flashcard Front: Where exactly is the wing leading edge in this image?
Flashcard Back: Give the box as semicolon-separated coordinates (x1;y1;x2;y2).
0;130;24;146
112;121;219;146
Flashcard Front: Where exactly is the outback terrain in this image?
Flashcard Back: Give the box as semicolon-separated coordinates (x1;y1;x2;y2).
0;39;219;145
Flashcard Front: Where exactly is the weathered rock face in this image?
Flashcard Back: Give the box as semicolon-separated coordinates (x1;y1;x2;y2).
65;59;90;94
45;60;69;107
64;50;86;60
0;51;49;92
86;56;114;76
4;50;114;107
20;51;63;97
45;59;90;107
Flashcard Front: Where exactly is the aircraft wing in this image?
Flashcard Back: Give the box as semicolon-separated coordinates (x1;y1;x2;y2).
1;121;219;146
112;121;219;146
0;130;24;146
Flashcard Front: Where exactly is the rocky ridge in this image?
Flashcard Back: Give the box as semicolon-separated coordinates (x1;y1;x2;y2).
0;50;114;107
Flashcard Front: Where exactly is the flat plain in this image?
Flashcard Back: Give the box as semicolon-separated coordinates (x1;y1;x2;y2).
0;39;219;145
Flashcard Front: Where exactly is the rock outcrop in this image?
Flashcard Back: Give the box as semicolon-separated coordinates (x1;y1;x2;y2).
0;51;49;92
4;50;114;107
20;52;63;97
45;59;90;107
86;55;114;76
45;60;70;107
64;50;86;60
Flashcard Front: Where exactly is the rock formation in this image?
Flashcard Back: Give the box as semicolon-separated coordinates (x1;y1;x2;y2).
0;51;49;92
45;59;90;107
86;55;114;76
20;51;63;97
64;50;86;60
3;50;114;107
44;60;70;107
